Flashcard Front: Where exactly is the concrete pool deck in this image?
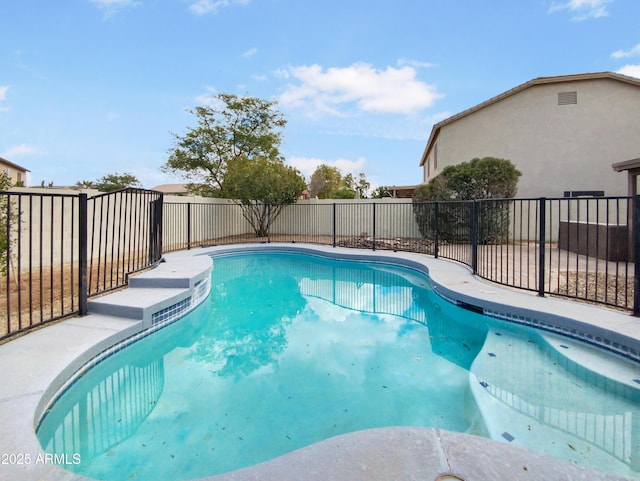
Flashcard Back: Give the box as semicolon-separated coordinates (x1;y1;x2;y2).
1;244;639;481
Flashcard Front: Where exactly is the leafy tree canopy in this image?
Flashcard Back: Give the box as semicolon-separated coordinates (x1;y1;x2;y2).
343;172;370;199
0;172;15;274
371;186;392;198
223;156;306;205
0;172;13;192
222;155;306;237
308;164;371;199
163;93;286;195
76;172;142;192
308;164;342;199
412;157;521;244
413;157;521;201
163;93;303;237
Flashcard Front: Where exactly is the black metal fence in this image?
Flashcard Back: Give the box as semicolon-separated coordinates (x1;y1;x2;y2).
163;197;639;315
0;188;163;341
2;193;637;341
86;189;163;297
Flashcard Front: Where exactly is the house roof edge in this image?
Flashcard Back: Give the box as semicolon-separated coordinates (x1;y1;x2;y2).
419;71;640;167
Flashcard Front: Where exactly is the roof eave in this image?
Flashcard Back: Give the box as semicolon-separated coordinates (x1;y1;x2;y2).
420;125;441;167
612;158;640;172
0;157;30;172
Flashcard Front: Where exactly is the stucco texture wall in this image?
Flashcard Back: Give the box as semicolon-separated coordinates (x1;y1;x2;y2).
427;78;640;198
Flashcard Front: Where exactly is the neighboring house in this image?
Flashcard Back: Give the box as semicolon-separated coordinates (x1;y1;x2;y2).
387;184;421;198
151;183;191;196
0;156;30;187
420;72;640;198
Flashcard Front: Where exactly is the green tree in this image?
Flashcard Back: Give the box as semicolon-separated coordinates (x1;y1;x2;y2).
371;186;392;198
308;165;371;199
222;156;306;237
412;157;521;243
333;187;355;199
163;93;286;194
0;172;17;275
414;157;521;201
80;172;142;192
308;164;342;199
343;172;370;199
75;180;95;189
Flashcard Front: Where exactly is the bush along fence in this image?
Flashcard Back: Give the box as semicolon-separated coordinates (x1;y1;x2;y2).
0;188;163;341
163;196;640;315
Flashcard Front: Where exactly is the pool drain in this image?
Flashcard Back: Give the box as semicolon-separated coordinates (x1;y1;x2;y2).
435;474;466;481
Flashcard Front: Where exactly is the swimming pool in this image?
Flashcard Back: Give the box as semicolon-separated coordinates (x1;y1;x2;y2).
36;250;640;480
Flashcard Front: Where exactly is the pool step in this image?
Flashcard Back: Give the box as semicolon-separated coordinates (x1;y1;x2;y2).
87;254;213;327
129;256;211;289
88;287;190;322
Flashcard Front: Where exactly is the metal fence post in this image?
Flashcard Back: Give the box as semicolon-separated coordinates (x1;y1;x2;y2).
372;203;376;251
538;197;546;297
187;202;192;250
267;204;272;243
332;203;336;247
78;193;88;316
471;201;478;274
634;195;640;316
434;202;439;259
156;195;163;260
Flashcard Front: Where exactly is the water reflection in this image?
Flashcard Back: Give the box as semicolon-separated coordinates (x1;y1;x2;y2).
38;357;165;460
186;255;307;379
36;252;640;480
470;324;640;476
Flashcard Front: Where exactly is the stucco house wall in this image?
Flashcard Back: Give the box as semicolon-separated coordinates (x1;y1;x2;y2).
0;157;30;187
420;72;640;199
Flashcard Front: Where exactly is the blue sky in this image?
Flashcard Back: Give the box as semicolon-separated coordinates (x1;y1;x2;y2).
1;0;640;190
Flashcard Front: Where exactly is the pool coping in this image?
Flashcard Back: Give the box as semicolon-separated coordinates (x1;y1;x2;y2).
0;244;638;481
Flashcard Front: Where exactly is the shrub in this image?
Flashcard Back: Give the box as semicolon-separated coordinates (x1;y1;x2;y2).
0;172;17;275
412;157;521;244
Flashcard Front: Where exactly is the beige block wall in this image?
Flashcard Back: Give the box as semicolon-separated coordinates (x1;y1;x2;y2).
162;196;250;248
270;198;422;239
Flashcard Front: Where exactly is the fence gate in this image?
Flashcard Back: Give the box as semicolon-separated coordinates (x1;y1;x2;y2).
0;188;163;341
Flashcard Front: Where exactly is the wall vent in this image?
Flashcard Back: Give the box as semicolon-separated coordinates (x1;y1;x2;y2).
558;91;577;105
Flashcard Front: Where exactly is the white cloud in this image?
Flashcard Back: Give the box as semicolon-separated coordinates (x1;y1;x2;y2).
194;86;222;107
242;47;258;59
277;62;442;117
90;0;142;17
548;0;612;20
0;86;8;112
617;64;640;79
287;156;366;179
1;144;43;158
397;58;434;69
187;0;250;16
612;44;640;59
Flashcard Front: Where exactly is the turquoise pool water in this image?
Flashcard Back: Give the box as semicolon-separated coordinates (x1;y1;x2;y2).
37;251;640;480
